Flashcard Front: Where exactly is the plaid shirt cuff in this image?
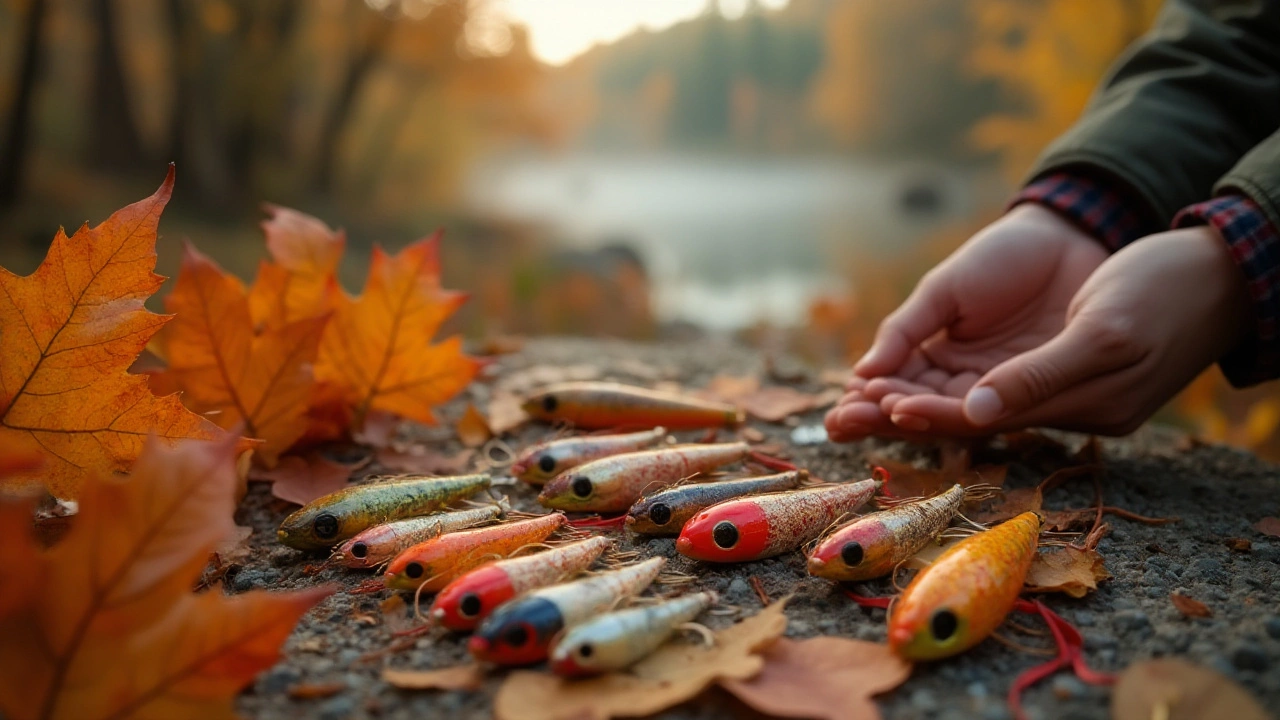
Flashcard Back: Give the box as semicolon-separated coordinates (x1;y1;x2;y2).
1012;173;1154;251
1173;195;1280;387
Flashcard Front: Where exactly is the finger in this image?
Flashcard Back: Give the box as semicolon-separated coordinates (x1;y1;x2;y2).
878;392;908;415
844;375;867;392
888;394;989;436
961;318;1140;427
941;371;980;399
914;368;951;393
825;401;891;441
854;280;954;378
862;376;937;403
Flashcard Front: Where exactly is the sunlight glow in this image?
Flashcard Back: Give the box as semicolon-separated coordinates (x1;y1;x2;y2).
496;0;791;66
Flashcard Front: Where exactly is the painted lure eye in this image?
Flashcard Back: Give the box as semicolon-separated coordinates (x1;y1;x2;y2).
542;395;558;413
405;562;425;579
313;513;339;539
930;608;958;642
504;624;530;647
648;503;672;526
840;541;863;567
538;454;556;473
350;542;368;559
712;521;739;549
576;643;594;658
459;593;483;618
572;476;593;498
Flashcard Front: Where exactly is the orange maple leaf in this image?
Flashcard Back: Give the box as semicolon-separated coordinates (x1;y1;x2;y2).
0;436;327;718
0;437;331;720
315;233;480;428
0;168;225;499
159;244;328;465
247;205;344;329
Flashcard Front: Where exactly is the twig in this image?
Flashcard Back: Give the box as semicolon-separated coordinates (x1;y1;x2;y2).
748;575;771;605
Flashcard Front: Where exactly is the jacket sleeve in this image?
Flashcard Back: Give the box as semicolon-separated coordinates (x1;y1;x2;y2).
1028;0;1280;225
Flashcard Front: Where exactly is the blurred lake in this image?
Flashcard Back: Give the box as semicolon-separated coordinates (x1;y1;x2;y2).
466;152;996;331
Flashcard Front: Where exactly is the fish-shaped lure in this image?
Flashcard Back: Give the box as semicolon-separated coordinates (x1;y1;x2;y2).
626;470;807;536
808;483;966;582
277;474;491;550
332;505;504;569
550;591;717;676
522;381;744;429
888;511;1041;661
676;478;879;562
512;427;668;485
469;556;666;666
538;442;751;513
430;535;613;631
383;513;566;591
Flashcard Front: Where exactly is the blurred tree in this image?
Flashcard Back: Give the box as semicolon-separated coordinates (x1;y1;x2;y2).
90;0;148;172
0;0;49;209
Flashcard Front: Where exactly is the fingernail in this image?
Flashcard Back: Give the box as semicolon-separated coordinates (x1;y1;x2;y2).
891;414;929;432
964;387;1004;425
854;345;882;372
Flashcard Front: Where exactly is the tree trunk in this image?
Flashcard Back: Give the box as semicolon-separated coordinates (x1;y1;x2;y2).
0;0;51;209
89;0;149;172
313;12;394;194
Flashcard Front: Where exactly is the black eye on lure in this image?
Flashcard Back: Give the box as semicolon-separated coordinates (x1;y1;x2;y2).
538;455;557;474
459;593;483;618
931;608;958;642
572;476;593;498
841;541;864;567
313;513;339;539
542;395;558;413
648;503;672;526
712;521;739;549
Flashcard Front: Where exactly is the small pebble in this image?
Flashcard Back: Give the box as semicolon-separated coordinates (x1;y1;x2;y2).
260;666;301;694
1265;616;1280;640
909;688;939;713
1231;644;1270;672
1072;610;1095;627
1112;609;1151;637
317;695;356;720
724;577;754;606
966;681;988;698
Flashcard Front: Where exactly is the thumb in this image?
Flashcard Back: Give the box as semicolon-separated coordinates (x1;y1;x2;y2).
962;319;1132;426
855;277;954;377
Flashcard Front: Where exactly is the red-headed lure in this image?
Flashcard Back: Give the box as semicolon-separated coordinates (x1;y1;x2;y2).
676;478;879;562
430;535;613;631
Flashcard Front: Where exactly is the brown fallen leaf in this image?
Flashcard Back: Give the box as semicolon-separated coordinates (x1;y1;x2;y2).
214;525;255;565
248;453;354;506
383;665;486;691
969;487;1043;525
492;599;789;720
287;681;346;700
353;410;401;448
0;437;331;720
904;536;962;570
376;447;474;475
1253;517;1280;537
702;374;762;404
1170;592;1212;619
1040;507;1096;533
1024;546;1110;598
487;391;530;435
1224;537;1252;552
873;445;1007;500
252;204;345;326
0;169;226;499
1111;659;1269;720
720;636;912;720
739;386;824;423
457;403;493;448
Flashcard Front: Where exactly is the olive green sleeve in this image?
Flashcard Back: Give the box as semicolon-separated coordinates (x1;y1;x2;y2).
1028;0;1280;225
1217;127;1280;229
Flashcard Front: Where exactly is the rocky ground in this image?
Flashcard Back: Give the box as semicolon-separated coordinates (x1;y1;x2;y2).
232;337;1280;720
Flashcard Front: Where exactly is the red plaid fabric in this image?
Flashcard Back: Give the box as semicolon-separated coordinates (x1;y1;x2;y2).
1012;172;1156;251
1174;195;1280;387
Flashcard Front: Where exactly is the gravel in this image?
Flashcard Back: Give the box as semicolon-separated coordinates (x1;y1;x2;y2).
232;337;1280;720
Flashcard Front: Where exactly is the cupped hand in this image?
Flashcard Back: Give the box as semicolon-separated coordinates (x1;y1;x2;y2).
825;203;1109;440
879;224;1251;436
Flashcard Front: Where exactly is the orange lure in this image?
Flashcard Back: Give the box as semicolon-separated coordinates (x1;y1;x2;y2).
888;511;1042;661
522;381;744;429
384;513;566;592
676;479;879;563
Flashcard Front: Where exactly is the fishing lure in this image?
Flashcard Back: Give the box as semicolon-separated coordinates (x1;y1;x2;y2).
332;505;504;569
430;535;613;631
626;470;807;536
888;511;1042;661
383;513;566;591
277;474;491;550
807;483;966;582
522;381;744;429
538;442;751;513
549;591;717;676
676;478;879;563
511;427;668;485
469;556;666;666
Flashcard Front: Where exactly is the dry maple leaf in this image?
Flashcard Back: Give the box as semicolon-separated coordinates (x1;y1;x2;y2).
247;452;354;506
247;205;345;328
457;403;493;448
159;244;328;465
1023;546;1110;598
874;446;1008;500
739;386;825;423
720;636;912;720
492;598;789;720
382;665;486;692
0;169;225;498
1111;659;1269;720
314;234;480;430
0;436;330;720
1253;516;1280;537
487;391;529;435
1169;592;1212;619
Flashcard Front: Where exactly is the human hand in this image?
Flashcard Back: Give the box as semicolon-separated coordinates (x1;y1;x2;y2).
825;203;1109;440
869;225;1251;435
